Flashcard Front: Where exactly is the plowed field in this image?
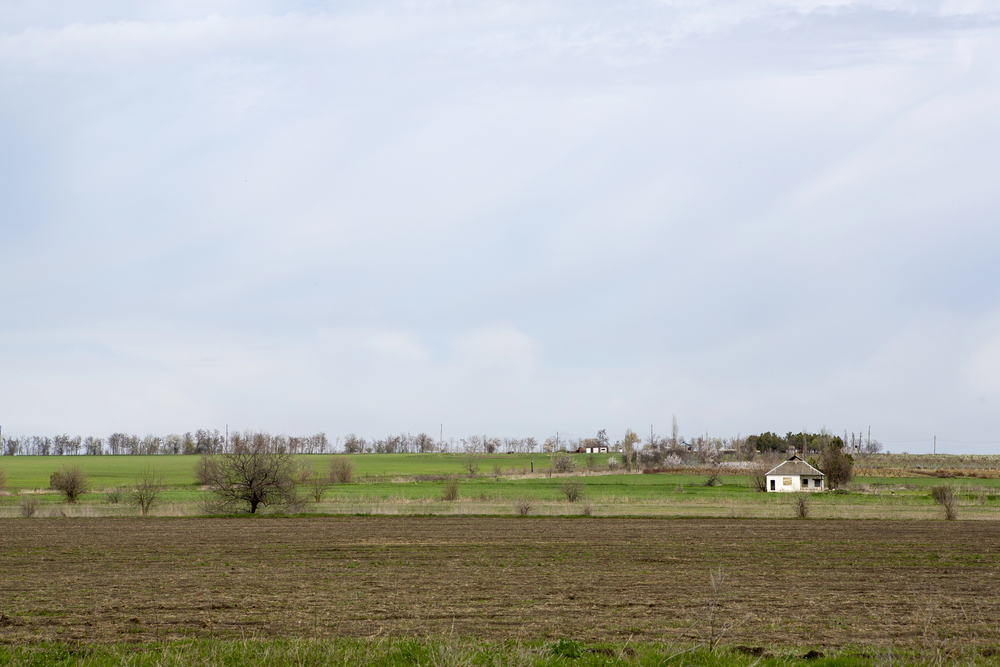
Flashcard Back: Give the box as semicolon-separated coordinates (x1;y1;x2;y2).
2;517;998;652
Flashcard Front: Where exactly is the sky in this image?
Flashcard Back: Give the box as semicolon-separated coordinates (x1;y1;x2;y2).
2;1;999;453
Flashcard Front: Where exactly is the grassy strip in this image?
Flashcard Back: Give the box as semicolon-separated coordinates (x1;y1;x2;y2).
2;638;997;667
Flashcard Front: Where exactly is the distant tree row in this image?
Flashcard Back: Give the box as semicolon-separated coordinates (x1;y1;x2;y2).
747;429;881;455
0;430;329;456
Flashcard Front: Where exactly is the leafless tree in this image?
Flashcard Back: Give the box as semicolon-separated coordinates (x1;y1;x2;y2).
84;436;103;456
307;470;331;502
460;437;483;476
415;433;436;453
131;467;164;516
197;431;297;513
51;465;88;503
747;460;770;492
343;434;365;454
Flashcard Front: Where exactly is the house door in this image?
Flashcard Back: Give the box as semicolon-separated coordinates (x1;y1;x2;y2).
770;479;775;491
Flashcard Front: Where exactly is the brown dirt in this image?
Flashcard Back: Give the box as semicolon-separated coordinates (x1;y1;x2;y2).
1;517;999;650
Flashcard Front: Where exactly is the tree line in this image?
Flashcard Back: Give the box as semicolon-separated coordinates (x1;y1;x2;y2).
0;430;329;456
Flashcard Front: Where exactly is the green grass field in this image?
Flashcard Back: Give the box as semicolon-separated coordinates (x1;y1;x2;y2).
2;453;999;519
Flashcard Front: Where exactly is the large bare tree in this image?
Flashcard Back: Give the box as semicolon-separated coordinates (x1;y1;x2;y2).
196;431;297;513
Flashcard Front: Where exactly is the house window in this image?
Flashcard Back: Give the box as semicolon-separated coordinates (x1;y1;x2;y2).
783;477;792;486
770;479;775;491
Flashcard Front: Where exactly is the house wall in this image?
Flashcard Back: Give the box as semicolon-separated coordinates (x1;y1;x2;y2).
766;474;824;492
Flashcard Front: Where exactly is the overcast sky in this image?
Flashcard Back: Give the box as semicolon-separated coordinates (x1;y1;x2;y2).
2;1;999;453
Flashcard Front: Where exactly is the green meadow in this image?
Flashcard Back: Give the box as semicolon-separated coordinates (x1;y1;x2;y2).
2;452;999;519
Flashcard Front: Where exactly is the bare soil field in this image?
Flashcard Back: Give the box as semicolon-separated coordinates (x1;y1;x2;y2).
2;517;999;654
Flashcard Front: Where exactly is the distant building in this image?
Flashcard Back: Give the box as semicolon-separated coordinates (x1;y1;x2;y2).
765;455;825;492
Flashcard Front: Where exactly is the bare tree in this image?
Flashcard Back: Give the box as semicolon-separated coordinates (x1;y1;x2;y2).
83;436;103;456
307;470;331;502
131;467;164;516
415;433;436;453
343;434;365;454
50;465;88;503
460;437;483;476
197;431;297;513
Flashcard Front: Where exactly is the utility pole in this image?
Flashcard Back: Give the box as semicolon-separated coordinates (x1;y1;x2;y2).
225;424;228;452
934;435;936;455
440;424;443;450
867;426;871;452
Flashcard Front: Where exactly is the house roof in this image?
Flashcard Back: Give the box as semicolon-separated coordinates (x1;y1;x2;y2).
766;455;824;477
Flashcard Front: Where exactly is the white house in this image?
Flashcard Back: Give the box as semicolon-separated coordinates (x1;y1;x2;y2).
765;455;825;492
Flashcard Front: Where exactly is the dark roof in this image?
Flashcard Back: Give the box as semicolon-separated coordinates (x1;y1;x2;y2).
766;455;824;477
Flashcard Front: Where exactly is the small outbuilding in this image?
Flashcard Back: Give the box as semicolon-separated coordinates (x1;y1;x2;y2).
765;455;825;492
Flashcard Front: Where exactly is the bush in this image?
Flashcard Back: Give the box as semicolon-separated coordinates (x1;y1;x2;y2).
50;466;88;503
19;495;39;518
794;494;810;519
553;453;576;474
131;468;164;516
441;479;460;502
930;485;958;520
330;458;354;484
607;455;621;470
703;472;721;487
581;502;594;517
560;481;583;503
106;488;123;504
308;471;331;502
515;500;533;516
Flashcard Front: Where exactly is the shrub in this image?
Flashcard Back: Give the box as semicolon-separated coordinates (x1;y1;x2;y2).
794;494;810;519
607;455;621;470
330;458;354;484
703;472;721;487
581;502;593;517
553;453;576;474
586;454;598;472
50;466;88;503
106;488;123;504
515;500;533;516
308;471;331;502
131;468;164;516
931;485;958;520
20;495;39;518
560;481;583;503
441;479;460;502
